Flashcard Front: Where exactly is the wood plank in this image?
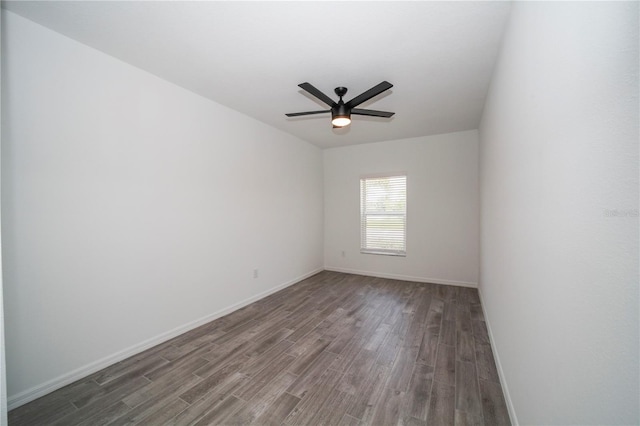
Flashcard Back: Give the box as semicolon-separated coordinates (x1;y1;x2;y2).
166;324;226;349
434;344;456;386
92;355;170;385
139;398;189;425
107;394;188;426
233;352;296;401
178;361;249;405
52;376;150;426
470;303;484;321
286;330;324;357
457;329;475;363
219;306;262;332
417;298;444;367
327;336;365;372
338;414;362;426
375;323;404;367
252;392;301;425
404;416;428;426
241;339;295;377
440;319;456;346
427;298;445;324
287;350;336;399
427;380;455;426
71;357;167;409
443;301;457;321
325;322;361;355
480;379;511;425
434;284;449;301
9;394;79;426
245;327;293;358
285;314;324;342
288;338;332;376
369;387;405;426
346;363;390;421
363;322;392;352
305;389;354;426
455;360;482;417
456;305;472;333
192;395;245;426
159;344;204;363
123;370;203;410
472;320;490;345
387;346;419;392
404;292;431;349
475;343;500;383
194;340;252;377
283;368;342;425
336;348;377;395
322;314;357;344
211;319;260;346
405;362;434;420
143;345;210;381
456;408;484;426
76;401;131;426
459;287;481;305
225;371;297;425
417;326;440;367
166;391;229;425
244;312;296;343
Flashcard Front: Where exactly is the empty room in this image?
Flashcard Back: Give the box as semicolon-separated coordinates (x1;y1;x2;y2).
0;1;638;425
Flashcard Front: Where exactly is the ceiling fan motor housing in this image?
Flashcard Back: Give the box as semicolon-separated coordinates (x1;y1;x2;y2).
332;102;350;120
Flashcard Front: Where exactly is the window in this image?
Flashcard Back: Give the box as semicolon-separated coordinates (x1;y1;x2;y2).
360;174;407;256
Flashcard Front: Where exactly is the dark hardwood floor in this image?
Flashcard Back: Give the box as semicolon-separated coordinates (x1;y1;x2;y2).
9;271;510;425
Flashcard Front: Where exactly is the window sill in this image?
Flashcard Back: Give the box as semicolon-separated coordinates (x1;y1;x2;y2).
360;250;406;257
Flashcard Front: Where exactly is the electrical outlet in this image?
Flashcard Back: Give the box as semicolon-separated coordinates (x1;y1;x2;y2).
253;269;259;278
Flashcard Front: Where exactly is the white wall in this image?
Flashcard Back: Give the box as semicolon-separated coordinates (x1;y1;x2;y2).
324;131;479;287
479;2;639;425
1;11;323;406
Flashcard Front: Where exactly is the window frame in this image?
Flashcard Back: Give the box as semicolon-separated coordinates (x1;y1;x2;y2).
360;173;407;257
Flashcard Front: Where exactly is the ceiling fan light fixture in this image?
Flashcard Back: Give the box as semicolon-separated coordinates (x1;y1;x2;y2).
331;115;351;127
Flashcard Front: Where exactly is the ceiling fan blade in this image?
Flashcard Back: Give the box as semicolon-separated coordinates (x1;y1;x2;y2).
351;108;395;118
285;110;331;117
346;81;393;108
298;83;337;107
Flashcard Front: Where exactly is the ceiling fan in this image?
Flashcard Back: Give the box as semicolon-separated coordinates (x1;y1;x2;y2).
286;81;395;128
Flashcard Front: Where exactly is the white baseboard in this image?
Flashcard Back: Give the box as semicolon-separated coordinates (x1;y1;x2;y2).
477;287;519;426
7;267;323;411
324;266;477;288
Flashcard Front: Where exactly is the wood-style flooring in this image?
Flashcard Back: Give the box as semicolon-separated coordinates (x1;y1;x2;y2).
9;271;511;425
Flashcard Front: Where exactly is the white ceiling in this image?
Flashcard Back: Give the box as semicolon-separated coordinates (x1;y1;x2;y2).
3;1;511;149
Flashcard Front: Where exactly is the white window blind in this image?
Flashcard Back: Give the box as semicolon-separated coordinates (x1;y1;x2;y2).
360;174;407;256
